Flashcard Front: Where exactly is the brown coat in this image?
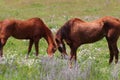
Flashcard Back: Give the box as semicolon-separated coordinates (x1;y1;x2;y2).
56;16;120;67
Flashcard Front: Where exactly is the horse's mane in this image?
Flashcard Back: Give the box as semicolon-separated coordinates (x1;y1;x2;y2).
56;18;85;40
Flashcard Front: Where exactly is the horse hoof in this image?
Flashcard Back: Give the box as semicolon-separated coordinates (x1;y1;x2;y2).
25;55;29;59
69;64;73;69
35;56;39;59
115;59;118;64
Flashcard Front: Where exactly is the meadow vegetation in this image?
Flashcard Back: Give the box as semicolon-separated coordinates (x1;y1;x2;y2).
0;0;120;80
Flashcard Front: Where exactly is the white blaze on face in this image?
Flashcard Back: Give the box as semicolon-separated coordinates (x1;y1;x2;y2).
59;44;63;48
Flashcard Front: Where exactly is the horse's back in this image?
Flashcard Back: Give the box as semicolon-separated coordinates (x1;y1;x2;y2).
0;18;48;39
100;16;120;30
59;18;85;32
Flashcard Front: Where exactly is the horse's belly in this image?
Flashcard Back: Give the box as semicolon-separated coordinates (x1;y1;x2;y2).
12;34;32;39
81;28;105;43
12;36;29;39
82;34;104;44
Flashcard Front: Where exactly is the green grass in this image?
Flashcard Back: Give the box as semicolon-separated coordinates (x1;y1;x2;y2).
0;0;120;80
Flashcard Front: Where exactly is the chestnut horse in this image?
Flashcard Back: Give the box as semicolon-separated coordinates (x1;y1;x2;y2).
0;18;57;58
55;16;120;67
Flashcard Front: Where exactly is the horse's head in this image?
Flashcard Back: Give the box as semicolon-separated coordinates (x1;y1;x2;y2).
55;36;68;59
47;43;57;58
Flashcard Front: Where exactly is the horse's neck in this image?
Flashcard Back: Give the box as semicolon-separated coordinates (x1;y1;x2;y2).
44;29;55;46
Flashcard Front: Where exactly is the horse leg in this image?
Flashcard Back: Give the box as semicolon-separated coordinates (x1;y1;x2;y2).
106;37;119;64
108;42;119;64
69;45;77;68
0;38;7;57
0;41;3;57
113;43;119;63
34;39;39;57
106;40;114;64
26;39;34;58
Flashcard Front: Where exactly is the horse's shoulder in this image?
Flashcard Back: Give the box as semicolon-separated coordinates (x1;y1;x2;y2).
2;19;16;26
27;17;45;26
65;18;85;28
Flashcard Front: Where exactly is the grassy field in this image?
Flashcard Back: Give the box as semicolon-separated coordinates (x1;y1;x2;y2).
0;0;120;80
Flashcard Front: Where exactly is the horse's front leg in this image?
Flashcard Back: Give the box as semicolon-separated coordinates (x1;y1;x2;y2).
34;38;39;57
26;39;34;58
69;45;77;68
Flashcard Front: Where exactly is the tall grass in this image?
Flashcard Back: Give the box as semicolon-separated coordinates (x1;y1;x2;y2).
0;44;120;80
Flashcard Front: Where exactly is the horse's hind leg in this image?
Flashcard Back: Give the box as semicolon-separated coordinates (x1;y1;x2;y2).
106;37;119;64
109;42;119;64
26;39;34;58
113;43;119;63
0;38;8;57
106;40;114;64
0;41;3;57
